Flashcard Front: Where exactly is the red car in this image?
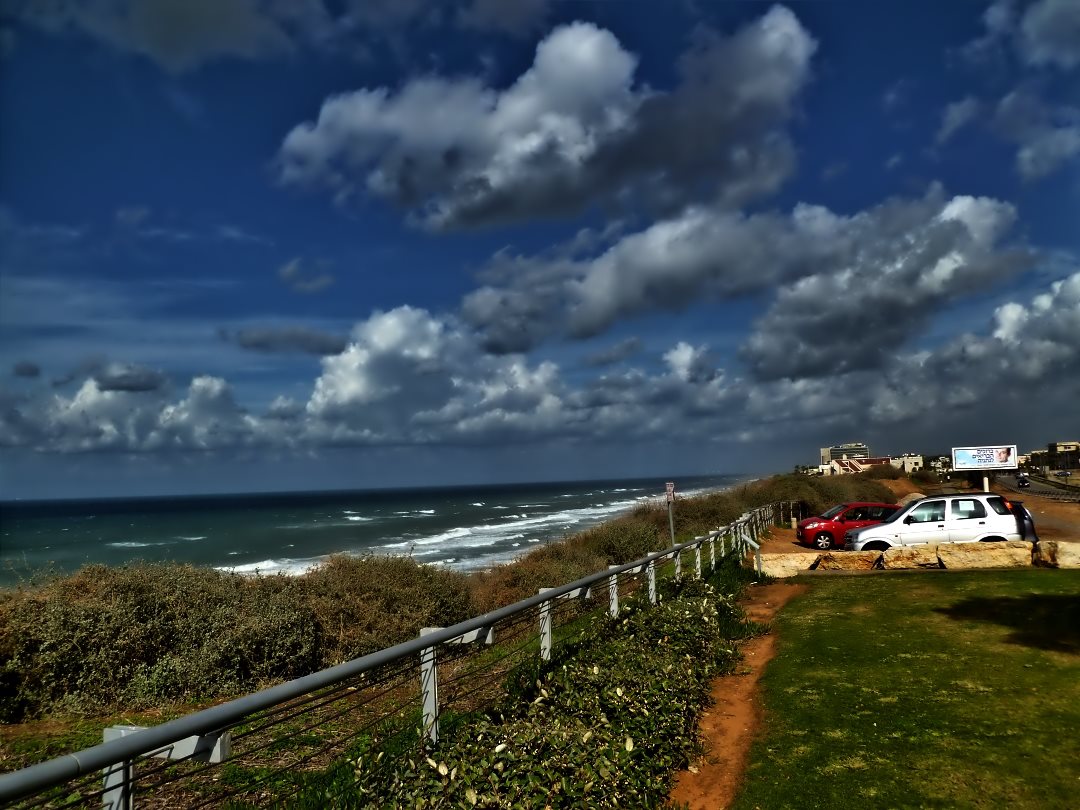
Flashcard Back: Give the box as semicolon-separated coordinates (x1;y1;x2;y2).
796;502;901;550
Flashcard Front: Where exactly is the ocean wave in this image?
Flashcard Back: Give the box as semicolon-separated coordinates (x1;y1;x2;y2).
392;500;643;555
216;557;322;576
470;502;485;507
177;535;208;541
108;540;174;548
345;516;374;522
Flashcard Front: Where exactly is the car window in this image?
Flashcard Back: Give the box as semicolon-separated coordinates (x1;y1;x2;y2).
845;507;868;521
821;505;846;519
908;500;945;523
987;496;1011;515
950;498;987;519
882;506;904;523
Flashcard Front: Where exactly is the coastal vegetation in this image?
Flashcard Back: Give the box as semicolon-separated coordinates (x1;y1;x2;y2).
0;472;895;722
288;568;759;808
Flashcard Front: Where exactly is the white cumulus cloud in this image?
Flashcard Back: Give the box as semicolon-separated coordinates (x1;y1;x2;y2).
278;7;816;228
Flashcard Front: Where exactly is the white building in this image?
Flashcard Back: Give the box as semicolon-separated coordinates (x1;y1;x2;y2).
890;454;924;474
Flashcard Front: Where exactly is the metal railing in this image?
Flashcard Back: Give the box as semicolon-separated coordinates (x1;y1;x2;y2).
0;501;796;808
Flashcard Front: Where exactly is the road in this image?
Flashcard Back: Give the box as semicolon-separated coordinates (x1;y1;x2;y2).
997;473;1080;502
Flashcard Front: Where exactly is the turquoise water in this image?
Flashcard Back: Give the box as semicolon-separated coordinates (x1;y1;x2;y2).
0;474;743;584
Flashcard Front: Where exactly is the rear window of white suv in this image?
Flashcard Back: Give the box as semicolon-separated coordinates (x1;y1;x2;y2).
986;496;1011;515
951;498;987;519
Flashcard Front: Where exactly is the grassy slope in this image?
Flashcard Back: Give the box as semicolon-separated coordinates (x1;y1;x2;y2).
732;569;1080;809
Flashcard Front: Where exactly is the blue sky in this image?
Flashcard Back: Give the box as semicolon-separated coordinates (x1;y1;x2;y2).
1;0;1078;499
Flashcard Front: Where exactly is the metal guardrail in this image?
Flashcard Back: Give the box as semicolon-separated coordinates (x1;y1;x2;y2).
0;501;796;808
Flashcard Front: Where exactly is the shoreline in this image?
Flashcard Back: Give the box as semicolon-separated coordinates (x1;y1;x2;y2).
0;475;751;589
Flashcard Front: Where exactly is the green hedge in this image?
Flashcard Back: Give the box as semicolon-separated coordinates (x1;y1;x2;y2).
0;557;473;721
290;568;756;808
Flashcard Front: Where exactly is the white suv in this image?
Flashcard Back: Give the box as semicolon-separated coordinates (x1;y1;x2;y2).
844;494;1025;552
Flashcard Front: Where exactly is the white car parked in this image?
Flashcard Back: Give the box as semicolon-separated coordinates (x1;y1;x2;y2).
844;494;1025;551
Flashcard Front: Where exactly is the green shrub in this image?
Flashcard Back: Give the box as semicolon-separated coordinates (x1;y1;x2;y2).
0;557;473;720
306;575;749;809
288;556;473;664
912;468;939;485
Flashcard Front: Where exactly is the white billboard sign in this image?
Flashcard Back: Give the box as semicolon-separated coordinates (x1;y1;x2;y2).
952;445;1018;471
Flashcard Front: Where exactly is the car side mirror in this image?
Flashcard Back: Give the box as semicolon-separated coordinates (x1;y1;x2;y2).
903;516;915;524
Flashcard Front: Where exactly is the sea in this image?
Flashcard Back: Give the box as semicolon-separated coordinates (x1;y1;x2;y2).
0;474;745;587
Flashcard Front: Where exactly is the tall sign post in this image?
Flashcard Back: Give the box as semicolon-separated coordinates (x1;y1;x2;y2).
666;482;676;546
951;445;1018;492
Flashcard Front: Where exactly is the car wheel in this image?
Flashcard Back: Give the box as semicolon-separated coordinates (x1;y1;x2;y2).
863;541;890;552
980;536;1007;543
813;532;833;550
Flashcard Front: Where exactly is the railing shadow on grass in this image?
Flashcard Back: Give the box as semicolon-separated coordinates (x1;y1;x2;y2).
934;594;1080;654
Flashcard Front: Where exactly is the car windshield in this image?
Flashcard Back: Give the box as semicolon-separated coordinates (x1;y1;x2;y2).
820;505;847;519
881;506;906;523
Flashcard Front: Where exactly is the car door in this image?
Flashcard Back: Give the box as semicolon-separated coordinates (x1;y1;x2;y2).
898;500;947;545
865;505;895;526
840;506;873;532
947;497;988;543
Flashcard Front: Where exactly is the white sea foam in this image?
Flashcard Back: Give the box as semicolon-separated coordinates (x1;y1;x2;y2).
389;498;644;560
345;516;374;522
470;502;485;507
216;557;321;576
108;540;172;548
177;535;208;541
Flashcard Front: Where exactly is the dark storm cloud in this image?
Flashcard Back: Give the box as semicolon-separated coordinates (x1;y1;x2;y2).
583;338;643;367
12;361;41;378
278;6;817;230
462;185;1033;372
12;0;296;73
94;363;168;392
224;326;349;356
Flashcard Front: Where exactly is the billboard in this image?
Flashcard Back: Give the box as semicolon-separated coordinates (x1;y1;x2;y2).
952;445;1018;471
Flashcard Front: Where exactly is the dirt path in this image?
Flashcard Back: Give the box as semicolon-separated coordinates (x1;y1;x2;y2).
669;582;807;810
1005;489;1080;542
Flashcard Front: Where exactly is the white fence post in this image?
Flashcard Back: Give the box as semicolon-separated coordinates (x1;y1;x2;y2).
647;558;657;605
694;542;702;579
102;726;144;810
419;628;440;746
608;566;619;617
709;535;716;571
102;725;231;810
539;588;554;662
674;547;682;581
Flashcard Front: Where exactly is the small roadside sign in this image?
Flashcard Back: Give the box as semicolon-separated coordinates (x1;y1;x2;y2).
665;482;675;502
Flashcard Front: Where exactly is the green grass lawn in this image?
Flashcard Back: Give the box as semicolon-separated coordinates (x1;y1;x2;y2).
732;570;1080;810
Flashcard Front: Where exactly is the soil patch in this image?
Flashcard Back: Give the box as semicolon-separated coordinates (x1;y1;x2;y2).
668;582;808;810
879;478;925;499
757;526;818;555
1008;490;1080;542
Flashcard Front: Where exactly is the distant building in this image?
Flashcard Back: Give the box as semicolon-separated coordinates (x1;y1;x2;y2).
1048;441;1079;470
890;454;924;474
825;456;891;476
928;456;951;472
820;442;871;465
